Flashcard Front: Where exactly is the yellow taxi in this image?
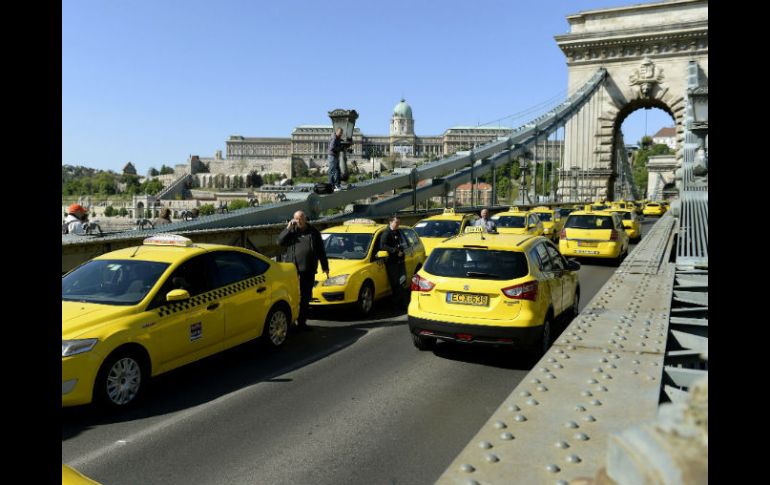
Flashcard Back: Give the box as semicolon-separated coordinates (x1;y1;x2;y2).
412;208;478;257
490;207;545;236
643;201;667;216
610;208;642;242
312;219;426;316
559;207;630;264
408;227;580;357
63;464;101;485
531;206;564;243
62;234;299;409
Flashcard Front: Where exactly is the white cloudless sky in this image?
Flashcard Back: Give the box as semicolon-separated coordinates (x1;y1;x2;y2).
63;0;676;174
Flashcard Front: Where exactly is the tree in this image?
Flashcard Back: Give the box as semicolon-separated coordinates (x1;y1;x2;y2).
104;206;115;217
139;178;164;195
198;204;216;216
148;167;159;177
118;207;128;217
159;165;175;175
228;199;249;211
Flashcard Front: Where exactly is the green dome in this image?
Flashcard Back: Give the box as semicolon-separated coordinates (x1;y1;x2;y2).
393;99;413;119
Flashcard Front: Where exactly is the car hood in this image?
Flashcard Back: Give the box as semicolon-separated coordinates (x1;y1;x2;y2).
316;258;369;278
62;301;137;339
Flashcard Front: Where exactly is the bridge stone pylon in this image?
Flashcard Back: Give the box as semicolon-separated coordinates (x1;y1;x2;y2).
554;0;707;201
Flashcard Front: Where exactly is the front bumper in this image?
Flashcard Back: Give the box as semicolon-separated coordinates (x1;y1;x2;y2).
62;351;103;407
408;315;542;348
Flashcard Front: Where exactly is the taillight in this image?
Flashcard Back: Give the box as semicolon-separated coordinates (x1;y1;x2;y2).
411;274;435;292
609;229;619;241
502;281;538;301
560;229;567;240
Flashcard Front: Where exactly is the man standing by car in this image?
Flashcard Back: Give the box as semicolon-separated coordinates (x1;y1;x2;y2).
379;216;408;308
278;210;330;331
474;208;497;232
328;128;344;191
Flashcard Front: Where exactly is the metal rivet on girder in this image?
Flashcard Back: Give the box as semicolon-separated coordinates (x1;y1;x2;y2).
527;399;539;406
587;378;599;384
599;357;608;363
530;378;541;384
556;441;570;449
563;354;570;359
597;386;608;392
500;432;514;440
539;368;549;374
485;454;500;463
568;345;576;351
479;441;493;449
583;415;597;422
546;464;561;473
548;357;557;363
556;349;564;354
590;399;602;406
647;376;657;381
466;480;480;485
554;363;564;369
612;354;620;359
514;415;527;422
603;348;611;354
632;370;639;375
566;420;580;428
560;339;570;345
494;421;507;429
593;367;603;373
581;391;593;397
574;433;590;441
651;362;659;366
609;339;617;345
508;404;521;412
602;374;613;380
633;360;641;364
460;464;475;473
567;454;582;464
521;390;532;396
609;364;617;369
537;385;548;392
547;374;557;380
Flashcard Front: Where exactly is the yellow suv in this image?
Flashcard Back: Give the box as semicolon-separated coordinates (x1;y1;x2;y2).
643;201;666;216
62;235;299;408
408;227;580;357
490;207;545;236
610;208;642;243
531;206;564;243
412;208;478;257
559;207;630;264
312;219;426;316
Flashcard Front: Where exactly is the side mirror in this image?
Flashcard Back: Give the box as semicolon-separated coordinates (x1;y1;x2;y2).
376;250;389;259
566;259;581;271
166;289;191;302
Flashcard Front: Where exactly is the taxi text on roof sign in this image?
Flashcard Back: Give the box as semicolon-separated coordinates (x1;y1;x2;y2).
343;218;377;226
143;234;193;247
442;208;456;215
464;226;485;233
509;206;521;212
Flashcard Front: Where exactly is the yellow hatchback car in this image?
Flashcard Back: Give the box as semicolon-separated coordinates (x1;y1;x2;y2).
531;206;564;243
490;207;545;236
408;227;581;357
610;208;642;242
643;201;666;216
62;234;299;409
412;208;478;257
559;208;630;264
312;219;426;316
63;464;101;485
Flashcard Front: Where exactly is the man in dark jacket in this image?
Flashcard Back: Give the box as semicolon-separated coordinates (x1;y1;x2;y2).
379;216;408;308
278;210;330;331
327;128;343;190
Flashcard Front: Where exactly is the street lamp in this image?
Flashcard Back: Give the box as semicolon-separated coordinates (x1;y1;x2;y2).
328;109;359;182
571;166;579;203
688;87;708;163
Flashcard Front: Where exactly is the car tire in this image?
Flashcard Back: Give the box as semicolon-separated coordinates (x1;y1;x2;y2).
529;315;553;362
412;333;436;351
262;305;289;348
570;290;580;321
94;348;148;410
356;281;374;317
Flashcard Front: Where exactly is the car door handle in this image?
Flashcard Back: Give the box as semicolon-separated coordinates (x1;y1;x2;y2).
256;287;267;293
207;303;220;311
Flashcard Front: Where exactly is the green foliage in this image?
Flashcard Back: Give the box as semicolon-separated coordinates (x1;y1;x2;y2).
159;165;175;175
118;207;128;217
631;143;672;196
148;167;159;177
104;206;115;217
198;204;216;216
228;199;250;211
139;178;165;195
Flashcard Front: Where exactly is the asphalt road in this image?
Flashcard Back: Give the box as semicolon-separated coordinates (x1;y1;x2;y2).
62;220;655;485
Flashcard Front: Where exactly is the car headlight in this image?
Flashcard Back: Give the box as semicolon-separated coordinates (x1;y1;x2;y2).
543;228;552;234
323;274;349;286
62;339;99;357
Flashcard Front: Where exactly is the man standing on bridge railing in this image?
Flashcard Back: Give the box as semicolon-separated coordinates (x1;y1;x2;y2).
328;128;343;192
474;208;497;232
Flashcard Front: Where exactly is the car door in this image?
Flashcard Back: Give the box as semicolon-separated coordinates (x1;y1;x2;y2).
545;242;573;316
209;250;272;347
613;214;629;250
533;242;562;316
372;229;392;299
399;229;418;278
403;228;425;275
147;254;225;372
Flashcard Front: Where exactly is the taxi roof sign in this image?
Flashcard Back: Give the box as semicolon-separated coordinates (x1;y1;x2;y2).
343;218;377;226
509;206;521;212
464;226;485;233
442;208;456;215
143;234;193;247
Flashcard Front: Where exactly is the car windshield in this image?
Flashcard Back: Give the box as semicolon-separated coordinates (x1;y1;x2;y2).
424;248;529;280
62;259;170;305
535;213;552;222
492;215;526;228
558;208;574;217
565;215;615;229
323;233;373;260
413;220;462;238
612;211;633;220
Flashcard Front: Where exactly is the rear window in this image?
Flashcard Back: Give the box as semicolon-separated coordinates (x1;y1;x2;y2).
565;215;615;229
647;203;659;207
612;211;633;220
535;213;552;222
413;220;461;238
424;248;529;280
492;215;526;228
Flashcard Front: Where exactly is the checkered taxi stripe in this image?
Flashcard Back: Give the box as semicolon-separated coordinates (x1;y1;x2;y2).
157;274;267;317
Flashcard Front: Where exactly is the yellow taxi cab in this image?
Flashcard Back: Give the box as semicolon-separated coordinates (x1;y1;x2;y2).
408;226;580;357
643;201;666;216
63;464;101;485
610;207;642;242
490;207;545;236
312;219;426;316
412;208;478;257
634;200;646;215
62;234;299;409
531;206;564;243
559;207;630;264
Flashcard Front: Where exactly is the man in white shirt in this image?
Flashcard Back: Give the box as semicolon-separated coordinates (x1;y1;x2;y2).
63;204;88;235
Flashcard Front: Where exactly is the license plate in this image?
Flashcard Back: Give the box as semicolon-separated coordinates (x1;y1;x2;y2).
575;249;600;254
446;292;489;306
578;241;598;247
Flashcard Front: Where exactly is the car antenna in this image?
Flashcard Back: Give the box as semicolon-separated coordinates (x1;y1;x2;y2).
130;245;142;258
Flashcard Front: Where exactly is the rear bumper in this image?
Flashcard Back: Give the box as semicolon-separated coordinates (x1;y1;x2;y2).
559;240;623;258
408;315;541;348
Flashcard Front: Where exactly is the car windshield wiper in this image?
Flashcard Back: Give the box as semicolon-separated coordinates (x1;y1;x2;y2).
466;271;501;279
327;255;348;260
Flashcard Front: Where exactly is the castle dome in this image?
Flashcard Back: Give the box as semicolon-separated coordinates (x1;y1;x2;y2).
393;99;413;119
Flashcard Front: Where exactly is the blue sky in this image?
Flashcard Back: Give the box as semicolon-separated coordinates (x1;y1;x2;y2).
62;0;674;174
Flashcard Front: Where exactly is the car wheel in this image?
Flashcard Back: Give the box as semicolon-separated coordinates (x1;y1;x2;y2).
94;349;148;410
263;305;289;348
570;290;580;321
530;316;552;361
356;281;374;317
412;333;436;351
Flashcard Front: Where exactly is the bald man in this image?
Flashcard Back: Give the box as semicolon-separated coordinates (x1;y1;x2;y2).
278;211;329;331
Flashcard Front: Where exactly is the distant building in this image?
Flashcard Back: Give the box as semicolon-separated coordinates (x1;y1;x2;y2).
652;127;677;150
455;182;494;206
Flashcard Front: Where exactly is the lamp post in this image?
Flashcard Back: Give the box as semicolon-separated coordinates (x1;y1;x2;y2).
688;87;708;166
571;166;579;203
328;109;359;182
